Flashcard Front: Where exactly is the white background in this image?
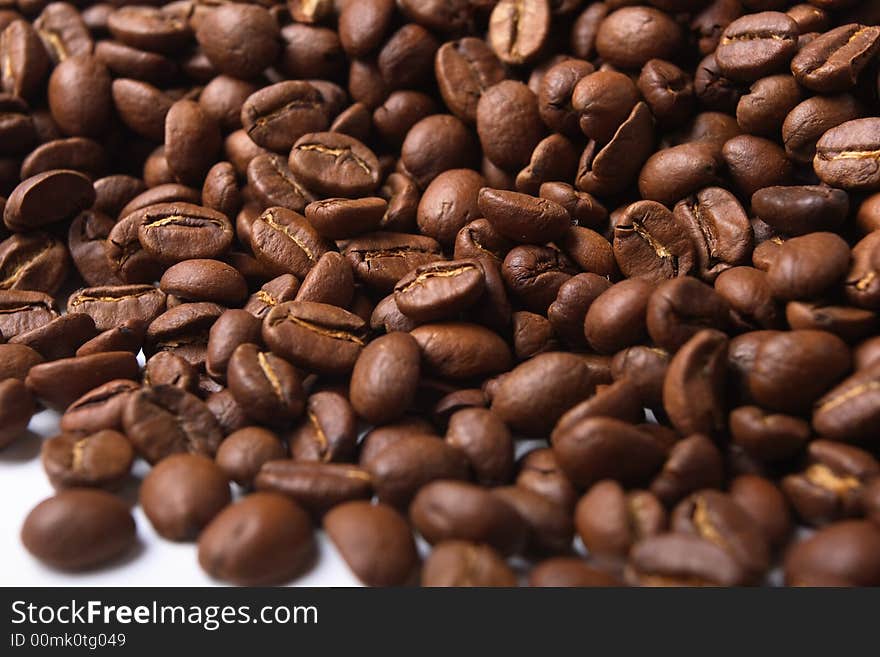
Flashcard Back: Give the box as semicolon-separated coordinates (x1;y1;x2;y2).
0;407;364;587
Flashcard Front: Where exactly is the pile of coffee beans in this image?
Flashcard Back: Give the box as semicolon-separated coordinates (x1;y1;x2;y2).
3;0;880;587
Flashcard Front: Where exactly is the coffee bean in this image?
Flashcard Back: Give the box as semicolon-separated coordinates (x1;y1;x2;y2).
338;0;394;57
289;131;380;198
715;12;799;81
196;4;279;80
477;81;544;173
4;169;95;232
0;378;35;449
766;232;850;300
596;7;683;69
791;24;880;93
737;74;801;137
663;329;728;437
241;81;328;154
417;169;485;246
60;379;139;435
344;231;443;292
349;332;420;425
752;185;849;236
814;118;880;191
813;364;880;443
575;480;667;560
730;405;811;462
436;38;505;124
41;429;133;491
0;20;50;99
0;343;43;381
213;427;283;488
529;557;619;587
250;206;332;280
0;231;69;295
502;245;577;313
492;485;574;555
488;0;550;65
0;290;57;338
784;520;880;586
10;312;98;360
107;6;191;53
145;302;224;368
141;453;230;541
846;231;880;310
21;489;135;571
255;460;372;519
782;94;862;164
421;540;517;587
22;137;107;179
324;501;418;586
626;533;748;586
613;201;696;284
198;492;314;585
263;300;366;375
411;322;512;380
160;260;247;307
123;385;223;464
47;55;112;138
647;278;730;351
26;351;139;412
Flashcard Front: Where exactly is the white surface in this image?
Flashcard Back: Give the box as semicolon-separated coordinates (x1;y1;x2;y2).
0;407;364;587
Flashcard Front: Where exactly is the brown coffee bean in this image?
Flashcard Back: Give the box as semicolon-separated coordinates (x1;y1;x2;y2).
47;54;112;137
488;0;550;65
752;185;849;236
596;7;683;69
250;206;332;280
583;279;652;355
0;20;50;99
613;201;696;284
575;480;666;559
215;427;285;488
730;405;811;462
0;343;43;381
813;364;880;443
737;74;802;137
417;169;485;247
68;210;124;287
295;252;355;308
715;12;799;81
324;501;418;587
60;379;139;435
529;557;619;587
195;4;279;79
478;188;569;245
144;302;224;367
784;520;880;586
649;434;724;506
782;440;879;526
4;169;95;232
421;540;517;587
552;417;665;488
26;351;139;412
502;244;577;313
289;131;380;198
255;460;372;518
0;290;58;339
160;260;247;307
21;489;135;571
782;94;862;164
241;81;328;154
344;231;443;293
123;385;223;464
647;277;730;352
140;453;230;541
436;38;506;124
477;81;544;173
0;232;69;295
814;118;880;191
227;343;305;427
349;332;420;425
846;231;880;310
67;285;165;331
205;309;263;382
305;197;386;240
791;24;880;93
112;79;173;142
10;313;97;360
626;533;748;586
393;260;484;323
749;329;850;414
263;300;366;375
132;202;233;265
722;135;793;197
445;408;513;486
21;137;107;179
107;7;191;53
663;329;728;437
286;391;358;463
0;378;35;449
411;322;512;381
365;434;468;508
41;430;132;491
410;480;525;554
198;492;314;585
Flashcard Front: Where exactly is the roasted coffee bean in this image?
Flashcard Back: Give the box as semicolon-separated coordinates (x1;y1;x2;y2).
0;290;58;339
21;137;107;179
722;135;793;197
553;379;645;434
785;301;877;343
123;385;223;464
255;460;372;519
305;197;386;240
410;480;525;554
626;533;748;586
195;4;279;79
365;435;468;508
286;391;357;463
133;202;233;265
729;475;792;550
749;329;850;415
26;351;139;412
784;520;880;586
0;343;43;381
0;377;35;449
421;540;516;587
782;440;878;526
445;408;513;486
401;114;478;189
477;81;544;173
502;245;577;313
813;364;880;443
752;186;849;236
4;169;95;232
107;7;191;53
650;434;724;506
112;79;173;142
295;252;355;308
241;81;328;154
198;492;314;585
765;232;850;300
417;169;485;247
613;201;695;284
488;0;550;65
730;405;811;462
0;20;50;99
548;274;611;346
663;330;728;437
610;346;670;411
250;206;332;280
394;260;484;323
263;301;366;375
583;279;652;355
143;352;197;392
60;379;139;435
790;24;880;93
344;231;443;292
325;501;418;587
141;453;230;541
516;448;578;512
575;481;667;560
529;557;619;587
737;74;801;137
215;427;285;488
10;312;97;360
552;417;665;489
846;232;880;310
247;153;314;214
205;309;263;382
144;302;223;367
478;188;569;245
0;231;68;294
47;55;112;138
638;143;721;207
227;344;304;427
411;322;512;380
715;12;799;81
21;489;135;571
782;94;862;164
647;278;730;352
289;132;380;198
349;332;420;425
160;260;246;307
814;118;880;191
68;210;123;287
41;430;133;491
